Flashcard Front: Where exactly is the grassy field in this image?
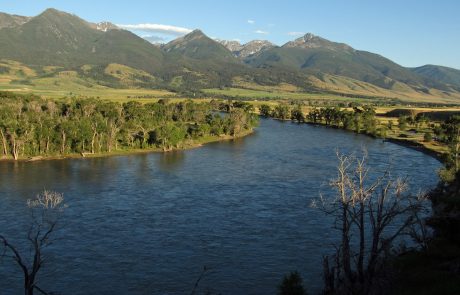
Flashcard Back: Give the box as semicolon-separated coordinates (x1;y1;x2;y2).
0;79;177;102
202;87;373;103
205;78;460;105
230;74;460;105
306;73;460;104
0;59;176;102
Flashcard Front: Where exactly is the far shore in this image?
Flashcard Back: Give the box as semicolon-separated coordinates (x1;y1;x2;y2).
0;129;255;163
266;116;446;164
0;116;448;165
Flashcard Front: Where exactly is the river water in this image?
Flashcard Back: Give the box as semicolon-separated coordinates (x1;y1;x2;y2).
0;119;440;294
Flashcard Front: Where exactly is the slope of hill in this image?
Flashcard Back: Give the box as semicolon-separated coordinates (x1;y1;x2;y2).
0;8;459;103
161;30;248;89
163;30;237;62
0;12;30;29
245;33;439;92
0;9;165;72
411;65;460;90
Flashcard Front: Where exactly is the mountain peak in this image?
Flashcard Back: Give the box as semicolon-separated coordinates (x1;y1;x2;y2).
39;8;68;17
165;29;208;45
303;32;316;40
219;40;242;51
190;29;203;34
35;9;119;33
163;29;236;61
219;39;275;58
27;7;99;36
288;32;327;46
33;8;89;26
164;29;210;51
43;8;60;13
183;29;206;39
247;40;273;45
283;32;354;52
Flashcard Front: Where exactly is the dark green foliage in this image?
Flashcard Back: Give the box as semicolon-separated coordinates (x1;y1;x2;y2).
308;106;377;134
260;103;378;135
307;107;321;123
0;65;9;74
272;104;291;120
232;101;255;113
278;271;307;295
291;105;305;122
424;131;433;142
0;92;258;160
398;116;408;131
393;169;460;295
392;237;460;295
259;104;272;117
435;116;460;176
391;115;460;294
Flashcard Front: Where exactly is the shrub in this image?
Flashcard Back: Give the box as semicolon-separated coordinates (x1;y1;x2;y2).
279;271;307;295
424;132;433;142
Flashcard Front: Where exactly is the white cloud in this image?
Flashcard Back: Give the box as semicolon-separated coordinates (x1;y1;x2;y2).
254;30;269;35
287;31;305;36
117;23;193;36
247;19;255;24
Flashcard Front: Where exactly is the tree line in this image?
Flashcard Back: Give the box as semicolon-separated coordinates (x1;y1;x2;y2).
259;103;460;180
259;104;380;135
0;92;258;160
396;113;460;181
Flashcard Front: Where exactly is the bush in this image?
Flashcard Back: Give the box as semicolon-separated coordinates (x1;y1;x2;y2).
439;167;457;183
278;271;307;295
424;132;433;142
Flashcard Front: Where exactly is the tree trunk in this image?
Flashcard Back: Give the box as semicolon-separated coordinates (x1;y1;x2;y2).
107;126;115;153
45;136;50;154
358;201;365;285
98;133;103;153
91;132;96;154
455;134;459;171
61;131;66;154
0;129;8;157
341;205;352;283
12;138;19;160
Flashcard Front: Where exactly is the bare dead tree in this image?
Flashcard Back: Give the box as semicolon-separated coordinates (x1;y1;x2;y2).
317;151;426;295
0;190;67;295
190;266;210;295
407;193;432;251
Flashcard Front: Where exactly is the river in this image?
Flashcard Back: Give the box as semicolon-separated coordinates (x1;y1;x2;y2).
0;118;441;294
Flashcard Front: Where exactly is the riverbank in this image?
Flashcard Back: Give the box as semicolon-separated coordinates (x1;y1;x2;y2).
383;137;444;162
0;129;255;163
266;116;447;163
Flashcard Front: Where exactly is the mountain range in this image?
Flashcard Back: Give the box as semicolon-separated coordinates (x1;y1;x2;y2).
0;8;459;102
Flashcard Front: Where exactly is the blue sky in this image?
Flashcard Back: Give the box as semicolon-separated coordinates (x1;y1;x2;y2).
2;0;459;69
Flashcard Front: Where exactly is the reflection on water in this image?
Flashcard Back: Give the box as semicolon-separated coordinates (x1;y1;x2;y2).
0;119;441;294
158;151;185;172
